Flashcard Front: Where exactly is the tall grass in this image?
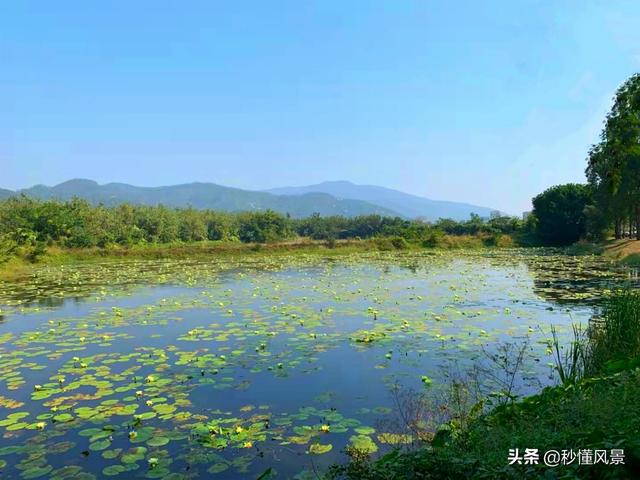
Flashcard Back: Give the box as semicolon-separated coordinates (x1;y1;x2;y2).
585;291;640;376
550;323;586;385
548;291;640;384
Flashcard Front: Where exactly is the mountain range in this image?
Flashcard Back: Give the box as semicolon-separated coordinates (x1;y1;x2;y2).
267;181;496;220
1;179;497;220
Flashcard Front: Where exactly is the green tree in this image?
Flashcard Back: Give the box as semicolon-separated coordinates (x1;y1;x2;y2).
586;73;640;239
532;184;592;246
237;210;291;243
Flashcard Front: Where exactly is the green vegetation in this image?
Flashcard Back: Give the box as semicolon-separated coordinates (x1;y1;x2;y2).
528;73;640;248
329;292;640;479
587;73;640;241
329;370;640;479
0;196;525;272
531;184;592;246
585;292;640;376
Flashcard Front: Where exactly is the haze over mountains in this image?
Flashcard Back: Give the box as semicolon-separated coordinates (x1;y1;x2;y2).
2;179;498;220
267;181;496;220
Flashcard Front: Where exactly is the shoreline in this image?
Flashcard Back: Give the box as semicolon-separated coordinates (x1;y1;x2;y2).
0;235;503;280
4;235;637;282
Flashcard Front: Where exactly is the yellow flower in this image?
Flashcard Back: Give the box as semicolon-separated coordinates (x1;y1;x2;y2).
320;424;330;433
243;441;253;448
35;422;46;430
235;426;244;434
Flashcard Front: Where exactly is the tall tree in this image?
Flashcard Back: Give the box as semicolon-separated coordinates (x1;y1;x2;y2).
532;184;592;246
586;73;640;239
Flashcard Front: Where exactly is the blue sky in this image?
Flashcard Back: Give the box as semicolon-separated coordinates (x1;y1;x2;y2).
2;1;640;213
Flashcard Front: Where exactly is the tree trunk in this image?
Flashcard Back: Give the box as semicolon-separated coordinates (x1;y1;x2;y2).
636;205;640;240
615;218;622;239
626;217;631;238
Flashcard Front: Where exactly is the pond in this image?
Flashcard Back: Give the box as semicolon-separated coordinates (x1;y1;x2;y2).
0;249;635;479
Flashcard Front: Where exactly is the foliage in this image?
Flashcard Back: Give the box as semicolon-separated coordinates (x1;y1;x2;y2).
549;324;586;386
584;291;640;376
586;73;640;240
329;369;640;480
0;234;18;265
237;210;292;243
0;197;525;263
531;184;592;246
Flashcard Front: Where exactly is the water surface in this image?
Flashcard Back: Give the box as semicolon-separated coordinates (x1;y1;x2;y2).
0;249;633;479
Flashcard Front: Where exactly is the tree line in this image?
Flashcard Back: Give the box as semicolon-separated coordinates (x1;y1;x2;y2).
531;73;640;245
0;195;524;252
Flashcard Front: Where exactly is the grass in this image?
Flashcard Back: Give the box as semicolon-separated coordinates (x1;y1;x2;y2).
329;369;640;479
329;292;640;479
620;253;640;266
595;238;640;263
585;292;640;376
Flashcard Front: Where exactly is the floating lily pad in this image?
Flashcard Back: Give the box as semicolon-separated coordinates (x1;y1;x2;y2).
308;443;333;454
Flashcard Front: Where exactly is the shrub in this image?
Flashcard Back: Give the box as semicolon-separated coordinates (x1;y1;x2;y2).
237;210;291;243
422;231;443;248
390;236;409;249
0;234;17;265
324;237;337;249
375;236;409;251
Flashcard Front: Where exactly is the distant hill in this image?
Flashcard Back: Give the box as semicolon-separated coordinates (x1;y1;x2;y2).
0;188;13;200
4;179;400;218
267;181;497;221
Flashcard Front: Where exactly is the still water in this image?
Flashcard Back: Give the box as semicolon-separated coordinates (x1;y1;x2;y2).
0;249;633;479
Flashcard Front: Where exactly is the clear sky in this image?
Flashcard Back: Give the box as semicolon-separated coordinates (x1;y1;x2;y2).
2;1;640;213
